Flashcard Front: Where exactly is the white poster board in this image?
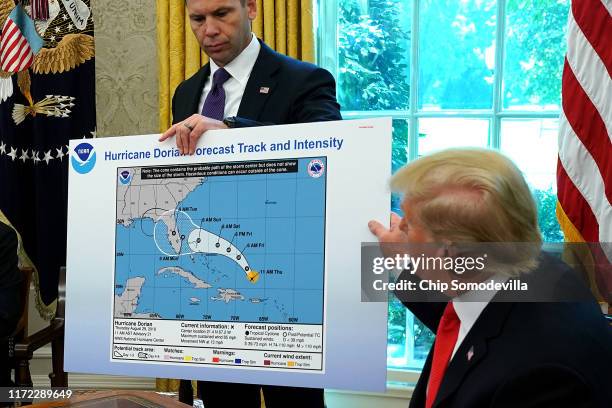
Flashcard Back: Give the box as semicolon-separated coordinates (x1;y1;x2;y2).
65;118;391;391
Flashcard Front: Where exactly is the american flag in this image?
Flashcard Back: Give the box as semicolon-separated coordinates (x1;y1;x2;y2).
556;0;611;309
0;5;43;73
0;1;95;317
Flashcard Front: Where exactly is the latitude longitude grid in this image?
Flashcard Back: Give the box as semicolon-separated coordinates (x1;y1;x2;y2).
114;157;327;325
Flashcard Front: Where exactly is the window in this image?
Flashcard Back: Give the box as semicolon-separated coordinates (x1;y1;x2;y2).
318;0;569;372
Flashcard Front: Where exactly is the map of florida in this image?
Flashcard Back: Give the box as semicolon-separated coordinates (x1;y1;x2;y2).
153;210;260;284
116;168;258;284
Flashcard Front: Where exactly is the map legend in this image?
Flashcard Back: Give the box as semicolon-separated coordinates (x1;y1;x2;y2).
112;158;327;371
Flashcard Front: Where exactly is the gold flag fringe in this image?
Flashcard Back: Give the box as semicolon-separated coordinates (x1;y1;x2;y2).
556;200;607;310
0;210;57;321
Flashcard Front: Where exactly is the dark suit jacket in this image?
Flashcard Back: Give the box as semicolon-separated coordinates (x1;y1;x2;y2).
169;41;339;403
401;254;612;408
171;40;341;125
0;221;22;337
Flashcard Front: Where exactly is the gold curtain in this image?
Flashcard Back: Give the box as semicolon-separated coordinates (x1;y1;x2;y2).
157;0;315;131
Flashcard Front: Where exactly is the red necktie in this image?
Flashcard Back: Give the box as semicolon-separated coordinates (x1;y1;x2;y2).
426;302;460;408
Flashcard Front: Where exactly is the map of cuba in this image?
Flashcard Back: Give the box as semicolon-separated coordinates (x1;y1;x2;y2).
113;158;326;325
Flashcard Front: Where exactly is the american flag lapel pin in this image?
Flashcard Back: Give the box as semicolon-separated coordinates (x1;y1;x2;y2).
259;87;270;94
466;346;475;361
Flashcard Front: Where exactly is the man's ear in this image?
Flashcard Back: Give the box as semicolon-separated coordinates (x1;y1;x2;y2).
445;241;459;258
247;0;257;20
435;239;456;258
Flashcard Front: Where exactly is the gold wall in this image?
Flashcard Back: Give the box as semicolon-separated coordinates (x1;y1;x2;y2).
93;0;159;137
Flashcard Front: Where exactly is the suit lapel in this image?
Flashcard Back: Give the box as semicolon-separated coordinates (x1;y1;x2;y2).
237;41;279;121
172;64;210;123
432;301;515;407
188;64;210;116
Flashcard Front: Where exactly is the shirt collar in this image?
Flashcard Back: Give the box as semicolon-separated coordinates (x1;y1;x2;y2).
452;274;509;328
209;34;260;86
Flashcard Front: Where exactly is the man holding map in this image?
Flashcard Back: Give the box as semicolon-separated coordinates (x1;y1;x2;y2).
158;0;341;405
159;0;341;156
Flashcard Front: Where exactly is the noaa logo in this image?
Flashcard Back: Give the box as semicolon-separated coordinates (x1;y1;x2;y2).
119;170;132;185
71;142;96;174
307;159;325;178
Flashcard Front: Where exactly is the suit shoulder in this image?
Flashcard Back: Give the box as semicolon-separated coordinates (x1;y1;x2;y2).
491;364;603;408
271;51;333;79
275;52;317;71
504;301;612;366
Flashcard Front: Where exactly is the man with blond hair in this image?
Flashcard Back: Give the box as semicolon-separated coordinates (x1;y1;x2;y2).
369;148;612;408
159;0;340;155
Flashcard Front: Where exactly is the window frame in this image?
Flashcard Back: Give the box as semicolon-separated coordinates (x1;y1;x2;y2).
317;0;563;387
318;0;561;159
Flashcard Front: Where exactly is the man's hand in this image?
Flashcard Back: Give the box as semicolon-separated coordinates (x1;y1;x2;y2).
368;212;405;242
368;212;410;259
158;114;228;155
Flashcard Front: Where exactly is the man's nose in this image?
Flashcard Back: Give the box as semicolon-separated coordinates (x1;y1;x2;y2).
204;20;220;36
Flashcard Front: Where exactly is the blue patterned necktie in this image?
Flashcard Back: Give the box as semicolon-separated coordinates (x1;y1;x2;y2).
201;68;231;120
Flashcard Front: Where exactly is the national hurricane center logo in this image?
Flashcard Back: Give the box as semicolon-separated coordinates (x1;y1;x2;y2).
118;170;132;185
71;142;96;174
307;159;325;178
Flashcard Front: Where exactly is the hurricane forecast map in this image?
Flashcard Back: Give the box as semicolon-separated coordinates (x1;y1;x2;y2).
112;158;327;370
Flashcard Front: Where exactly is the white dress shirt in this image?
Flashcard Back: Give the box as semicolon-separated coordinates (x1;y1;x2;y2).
450;274;509;359
197;34;261;118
